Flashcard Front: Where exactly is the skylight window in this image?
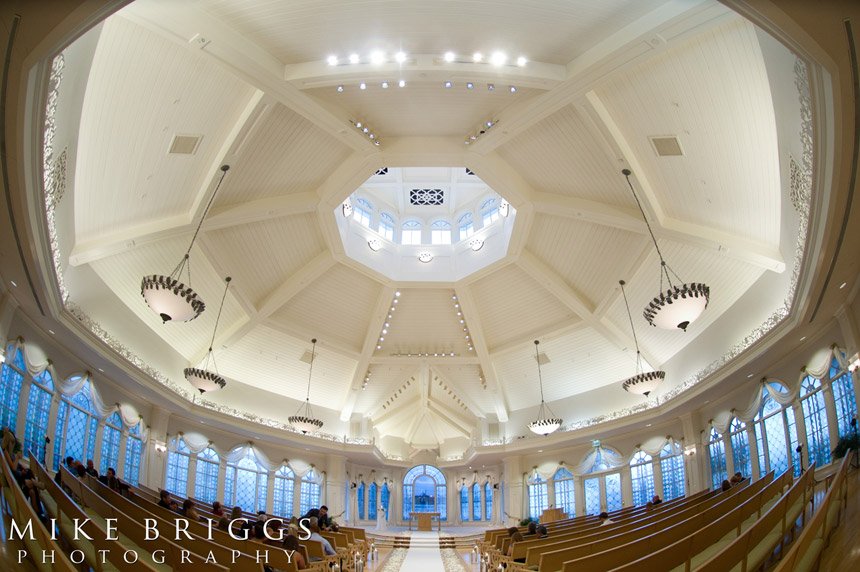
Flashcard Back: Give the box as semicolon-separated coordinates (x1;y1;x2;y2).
458;212;475;240
402;220;422;245
431;220;452;245
353;198;373;227
378;212;395;241
481;197;499;226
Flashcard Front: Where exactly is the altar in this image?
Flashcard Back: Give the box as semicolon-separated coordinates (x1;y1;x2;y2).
409;512;441;531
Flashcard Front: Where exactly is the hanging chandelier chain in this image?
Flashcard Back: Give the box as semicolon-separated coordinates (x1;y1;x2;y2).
619;280;643;374
305;339;317;402
185;165;230;260
534;340;546;404
208;277;232;352
623;170;678;289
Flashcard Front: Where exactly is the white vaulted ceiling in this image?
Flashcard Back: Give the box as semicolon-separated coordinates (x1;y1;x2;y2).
55;0;800;457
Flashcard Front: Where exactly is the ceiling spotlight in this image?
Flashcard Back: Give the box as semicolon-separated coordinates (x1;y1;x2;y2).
359;82;367;90
466;82;474;89
472;52;483;63
509;85;517;93
336;85;344;93
418;251;434;263
444;51;456;62
369;133;375;139
327;55;338;66
485;120;493;127
355;122;362;128
374;140;380;146
516;56;527;67
464;140;470;145
490;51;507;66
349;53;360;64
395;51;407;63
381;81;389;89
444;81;453;88
362;127;369;133
368;238;382;251
487;83;495;92
398;79;406;88
370;51;386;65
395;291;401;297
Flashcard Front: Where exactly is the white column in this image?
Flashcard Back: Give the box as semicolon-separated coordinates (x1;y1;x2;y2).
92;421;105;472
143;406;170;489
680;413;702;492
821;383;840;451
574;476;585;516
116;428;128;479
217;458;228;505
266;469;275;514
15;375;31;439
186;454;198;499
652;457;663;498
0;292;18;343
502;455;522;525
621;465;633;507
44;392;62;470
747;426;760;479
324;454;347;518
792;402;808;470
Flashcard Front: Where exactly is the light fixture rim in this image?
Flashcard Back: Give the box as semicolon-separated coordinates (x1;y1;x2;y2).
141;274;205;322
183;367;226;393
621;370;666;395
643;282;711;328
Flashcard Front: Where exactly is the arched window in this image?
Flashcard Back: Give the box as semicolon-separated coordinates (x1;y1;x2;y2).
458;212;474;240
194;447;220;504
24;370;53;465
100;412;122;474
480;197;500;226
401;220;422;245
472;482;482;521
368;482;378;520
605;473;622;512
273;465;295;518
0;346;25;431
123;422;144;486
829;357;857;436
729;418;751;477
660;442;685;500
459;484;469;521
630;451;654;506
165;437;191;496
552;467;575;516
353;197;372;227
299;469;321;515
753;384;793;477
800;376;831;467
431;220;452;245
528;474;548;519
381;482;390;521
402;464;447;521
378;212;395;241
484;481;493;521
707;427;727;489
357;481;366;520
225;450;268;513
583;476;600;515
53;378;99;471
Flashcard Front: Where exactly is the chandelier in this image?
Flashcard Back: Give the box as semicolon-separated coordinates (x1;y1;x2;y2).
289;338;324;434
184;276;231;394
622;169;709;331
618;280;666;396
527;340;562;436
141;165;230;322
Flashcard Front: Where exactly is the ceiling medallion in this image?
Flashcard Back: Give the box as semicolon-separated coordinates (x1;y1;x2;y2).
141;165;230;322
527;340;562;436
618;280;666;397
289;339;324;434
622;169;710;331
184;276;232;394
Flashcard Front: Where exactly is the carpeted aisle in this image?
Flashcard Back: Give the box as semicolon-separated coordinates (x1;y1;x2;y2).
376;531;470;572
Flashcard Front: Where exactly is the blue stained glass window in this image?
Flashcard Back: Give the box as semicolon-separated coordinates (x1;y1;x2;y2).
472;482;481;521
605;473;622;512
381;483;390;521
124;424;143;486
660;443;685;500
459;485;468;521
53;379;100;471
528;475;548;519
165;438;191;496
194;447;220;504
830;358;857;437
100;412;122;474
729;418;752;477
24;381;52;465
484;482;492;521
300;470;321;515
64;407;87;462
630;451;654;506
402;464;447;521
273;466;295;518
227;452;268;513
0;349;24;431
800;376;831;467
553;467;575;516
368;482;378;520
357;482;365;520
584;477;600;515
708;427;728;489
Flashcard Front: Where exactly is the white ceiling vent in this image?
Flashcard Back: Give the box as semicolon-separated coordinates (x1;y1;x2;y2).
649;135;684;157
168;134;202;155
299;350;316;364
534;352;550;365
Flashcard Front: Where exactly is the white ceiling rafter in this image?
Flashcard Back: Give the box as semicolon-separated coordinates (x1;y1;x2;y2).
582;91;785;273
429;366;484;420
369;356;481;366
340;285;397;421
69;91;268;267
262;318;360;361
489;317;587;356
204;192;319;230
368;372;418;419
469;0;734;154
453;285;509;422
515;249;660;368
121;2;376;152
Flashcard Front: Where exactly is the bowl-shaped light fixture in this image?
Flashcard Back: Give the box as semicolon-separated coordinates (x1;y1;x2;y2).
527;340;563;436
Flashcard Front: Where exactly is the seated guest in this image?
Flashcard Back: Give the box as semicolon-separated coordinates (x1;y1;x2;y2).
645;501;654;510
598;512;614;526
158;489;179;511
85;460;99;478
721;479;732;491
525;521;537;536
230;506;243;520
651;494;662;505
507;531;523;557
308;522;336;556
212;501;224;516
730;471;744;484
182;499;201;521
506;526;519;537
74;460;87;477
104;467;127;494
217;516;230;531
283;535;308;569
536;525;548;538
21;468;46;520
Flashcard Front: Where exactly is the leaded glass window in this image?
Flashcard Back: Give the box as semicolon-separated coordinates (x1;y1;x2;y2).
353;198;372;227
368;482;378;520
225;451;268;513
584;477;600;515
165;438;191;496
402;464;447;521
484;482;492;521
552;467;575;516
194;447;220;504
472;482;481;521
605;473;622;512
273;466;295;518
659;443;685;500
431;220;452;245
357;482;365;519
630;451;654;507
708;427;727;489
378;213;395;241
528;475;548;520
459;485;468;520
99;412;122;474
300;469;321;515
53;380;99;471
830;358;857;436
24;370;53;465
458;212;474;240
481;198;500;226
754;385;791;477
124;423;143;485
401;220;422;245
729;418;752;477
0;347;24;431
800;376;831;467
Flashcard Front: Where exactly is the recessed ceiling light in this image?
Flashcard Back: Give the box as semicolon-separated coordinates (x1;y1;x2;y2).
377;345;382;350
839;281;847;289
537;449;543;453
327;55;338;66
394;51;407;63
509;85;517;93
97;368;104;373
349;53;360;64
359;82;367;90
516;56;527;66
398;79;406;88
487;83;495;92
646;423;652;427
490;51;507;66
370;51;386;65
444;51;456;62
48;329;55;335
336;85;344;93
444;81;453;88
800;336;806;341
10;280;17;287
747;373;754;378
395;291;401;297
381;81;389;89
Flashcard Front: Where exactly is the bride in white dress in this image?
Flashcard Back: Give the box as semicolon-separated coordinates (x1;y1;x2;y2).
375;505;387;530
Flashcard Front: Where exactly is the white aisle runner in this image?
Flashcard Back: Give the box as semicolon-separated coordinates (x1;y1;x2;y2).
399;531;444;571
